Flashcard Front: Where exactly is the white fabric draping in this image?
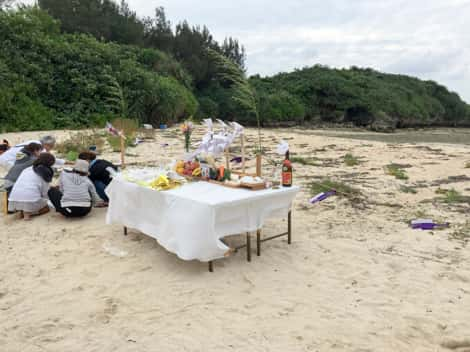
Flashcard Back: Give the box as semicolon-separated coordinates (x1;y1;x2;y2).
106;178;299;261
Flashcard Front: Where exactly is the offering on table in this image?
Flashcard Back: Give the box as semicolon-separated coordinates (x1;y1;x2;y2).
200;163;210;178
149;174;184;191
175;160;200;177
123;167;186;191
240;176;264;185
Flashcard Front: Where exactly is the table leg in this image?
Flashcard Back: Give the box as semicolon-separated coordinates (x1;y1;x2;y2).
208;261;214;272
124;226;128;236
256;229;261;256
246;232;251;262
287;211;292;245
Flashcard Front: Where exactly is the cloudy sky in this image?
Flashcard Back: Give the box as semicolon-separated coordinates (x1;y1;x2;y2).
22;0;470;102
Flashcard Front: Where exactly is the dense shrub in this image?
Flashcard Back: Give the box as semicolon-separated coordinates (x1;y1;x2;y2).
0;8;197;132
256;91;305;125
250;66;470;128
0;6;468;132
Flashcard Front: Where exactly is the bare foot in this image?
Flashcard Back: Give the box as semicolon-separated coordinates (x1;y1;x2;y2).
23;212;31;221
16;211;24;220
95;202;108;208
36;206;50;216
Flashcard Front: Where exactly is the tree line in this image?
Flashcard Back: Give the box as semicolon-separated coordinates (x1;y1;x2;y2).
0;1;468;132
250;66;470;130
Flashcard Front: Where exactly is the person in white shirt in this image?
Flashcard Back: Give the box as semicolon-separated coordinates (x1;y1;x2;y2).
0;135;65;169
8;153;55;221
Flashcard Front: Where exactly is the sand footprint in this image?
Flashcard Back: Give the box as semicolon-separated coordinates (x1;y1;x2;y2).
96;297;119;324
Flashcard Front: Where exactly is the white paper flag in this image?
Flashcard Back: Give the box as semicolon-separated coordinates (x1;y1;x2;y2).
276;140;289;155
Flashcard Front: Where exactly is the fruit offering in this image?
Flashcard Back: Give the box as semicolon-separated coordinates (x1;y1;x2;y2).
175;160;200;177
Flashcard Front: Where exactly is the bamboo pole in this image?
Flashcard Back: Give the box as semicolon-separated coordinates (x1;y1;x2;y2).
225;147;230;170
256;153;262;177
120;131;125;169
2;191;8;215
241;133;245;173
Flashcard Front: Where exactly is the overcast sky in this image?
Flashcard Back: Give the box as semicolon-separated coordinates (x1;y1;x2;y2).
21;0;470;102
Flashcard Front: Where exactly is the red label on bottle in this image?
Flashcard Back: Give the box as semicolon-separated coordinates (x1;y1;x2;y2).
282;172;292;186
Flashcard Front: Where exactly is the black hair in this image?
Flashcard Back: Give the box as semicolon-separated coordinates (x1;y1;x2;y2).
0;139;9;152
24;142;42;154
33;152;56;167
78;151;97;161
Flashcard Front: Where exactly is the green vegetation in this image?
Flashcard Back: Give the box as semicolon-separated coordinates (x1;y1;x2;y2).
0;2;469;132
66;150;79;162
103;118;139;151
250;66;470;130
435;188;449;195
290;155;318;166
0;7;197;131
400;185;418;194
385;164;409;180
343;153;360;166
440;189;470;204
309;178;362;202
55;131;105;157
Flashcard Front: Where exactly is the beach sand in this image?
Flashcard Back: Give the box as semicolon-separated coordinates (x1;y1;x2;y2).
1;127;470;351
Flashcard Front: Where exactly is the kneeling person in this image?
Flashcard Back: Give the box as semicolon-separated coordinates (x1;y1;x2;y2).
78;151;117;203
8;153;55;220
4;142;43;194
48;160;101;218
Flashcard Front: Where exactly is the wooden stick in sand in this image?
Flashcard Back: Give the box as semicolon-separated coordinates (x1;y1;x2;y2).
120;130;126;169
256;153;262;177
2;191;7;215
225;147;230;170
241;133;246;173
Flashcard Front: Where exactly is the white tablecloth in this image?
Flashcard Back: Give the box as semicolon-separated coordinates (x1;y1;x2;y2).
106;177;299;261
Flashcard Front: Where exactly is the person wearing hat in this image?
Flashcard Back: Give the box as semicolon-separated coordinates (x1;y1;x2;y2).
48;160;102;218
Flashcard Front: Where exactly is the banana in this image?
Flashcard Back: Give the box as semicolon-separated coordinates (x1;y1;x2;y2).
192;167;201;176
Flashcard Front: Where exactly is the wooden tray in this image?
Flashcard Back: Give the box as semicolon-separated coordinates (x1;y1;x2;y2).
240;182;267;190
179;174;267;191
207;179;266;191
207;179;241;189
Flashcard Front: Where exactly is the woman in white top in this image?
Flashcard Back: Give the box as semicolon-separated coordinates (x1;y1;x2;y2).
8;153;55;220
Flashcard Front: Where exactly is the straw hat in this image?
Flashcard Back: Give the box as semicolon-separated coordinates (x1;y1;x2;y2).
73;159;89;174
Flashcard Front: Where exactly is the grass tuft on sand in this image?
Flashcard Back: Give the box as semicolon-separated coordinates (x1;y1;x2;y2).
309;178;362;203
441;189;470;204
343;153;361;166
400;185;417;194
385;163;409;180
56;132;105;160
291;155;318;166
